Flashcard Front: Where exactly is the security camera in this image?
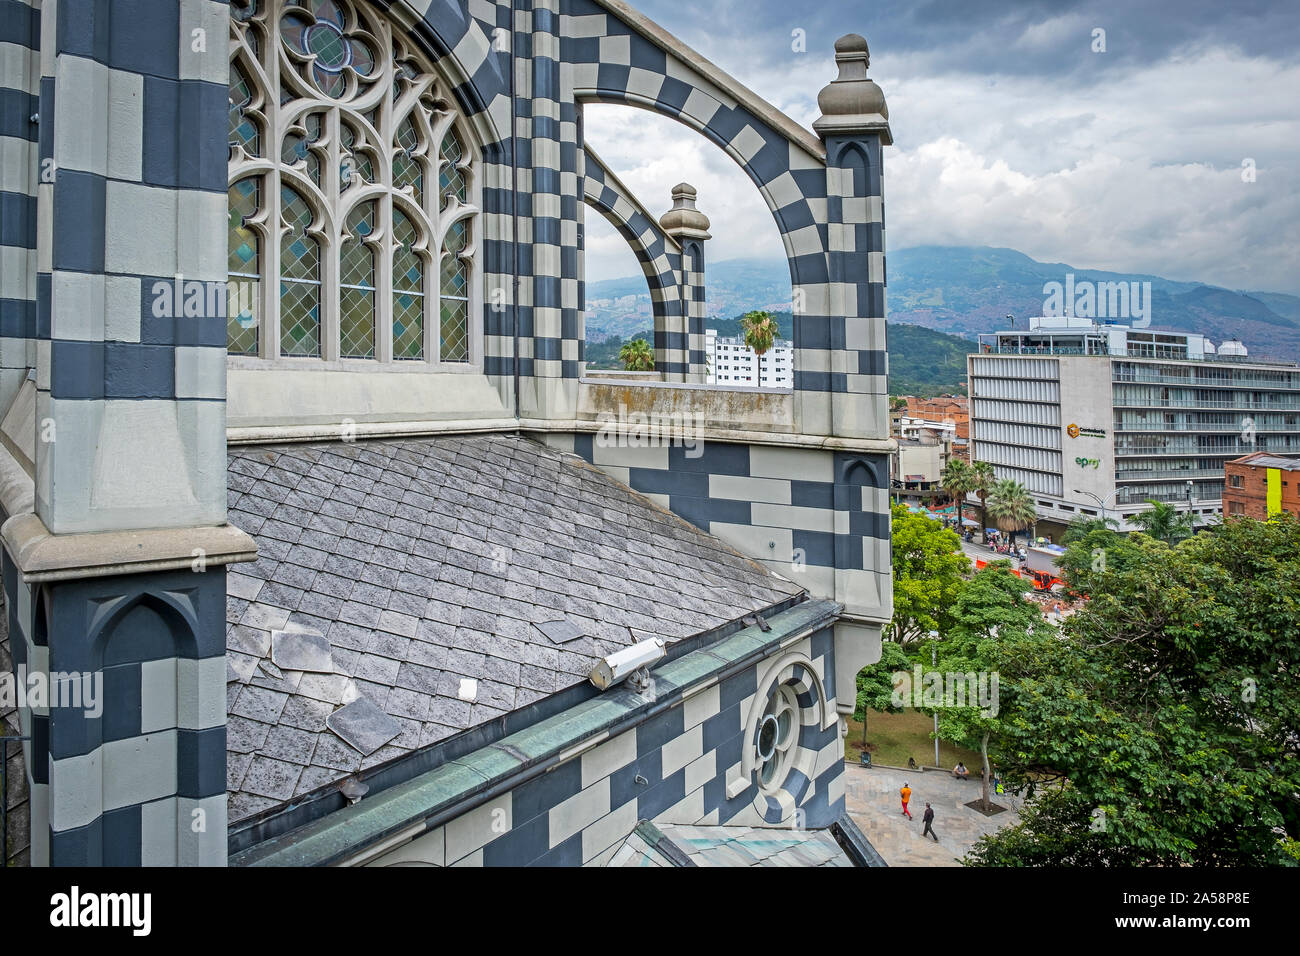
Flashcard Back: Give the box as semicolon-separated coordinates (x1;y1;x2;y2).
589;638;666;692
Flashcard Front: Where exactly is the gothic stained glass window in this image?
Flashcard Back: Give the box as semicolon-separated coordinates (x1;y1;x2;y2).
228;0;478;362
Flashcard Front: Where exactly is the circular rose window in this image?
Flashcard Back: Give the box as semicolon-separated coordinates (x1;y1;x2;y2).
756;684;800;790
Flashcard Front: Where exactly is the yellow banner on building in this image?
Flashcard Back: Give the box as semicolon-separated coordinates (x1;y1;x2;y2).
1267;468;1282;517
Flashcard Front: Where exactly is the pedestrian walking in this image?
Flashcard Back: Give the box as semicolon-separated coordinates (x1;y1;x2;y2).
900;782;913;819
922;803;938;841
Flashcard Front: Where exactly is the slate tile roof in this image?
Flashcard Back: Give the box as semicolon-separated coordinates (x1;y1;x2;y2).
225;434;801;822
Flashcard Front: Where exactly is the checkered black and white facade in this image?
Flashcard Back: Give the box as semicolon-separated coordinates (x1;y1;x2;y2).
1;0;894;867
356;624;846;867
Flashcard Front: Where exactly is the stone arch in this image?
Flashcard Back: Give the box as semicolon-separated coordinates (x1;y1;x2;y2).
381;0;510;151
580;146;689;376
574;91;829;297
87;590;201;667
567;26;835;404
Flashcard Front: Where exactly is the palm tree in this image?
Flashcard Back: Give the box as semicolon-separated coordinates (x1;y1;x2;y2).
967;460;996;537
1131;499;1195;544
741;310;777;385
618;338;655;372
987;478;1037;547
940;459;971;529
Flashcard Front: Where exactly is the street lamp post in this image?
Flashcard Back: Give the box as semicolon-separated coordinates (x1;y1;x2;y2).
1186;479;1195;527
1074;487;1122;526
929;629;940;769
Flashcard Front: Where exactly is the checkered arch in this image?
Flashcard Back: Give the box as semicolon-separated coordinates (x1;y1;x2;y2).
580;147;691;379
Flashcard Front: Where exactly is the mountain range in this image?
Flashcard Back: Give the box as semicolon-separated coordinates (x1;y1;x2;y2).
584;246;1300;363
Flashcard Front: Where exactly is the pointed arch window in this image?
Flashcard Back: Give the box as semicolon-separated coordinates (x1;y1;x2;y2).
227;0;479;364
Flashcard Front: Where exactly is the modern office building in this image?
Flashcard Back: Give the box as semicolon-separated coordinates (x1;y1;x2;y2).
705;330;795;388
967;316;1300;532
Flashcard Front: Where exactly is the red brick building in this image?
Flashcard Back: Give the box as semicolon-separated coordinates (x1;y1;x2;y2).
905;395;969;440
1223;453;1300;519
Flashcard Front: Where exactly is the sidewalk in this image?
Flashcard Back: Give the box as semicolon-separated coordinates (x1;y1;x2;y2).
843;762;1023;866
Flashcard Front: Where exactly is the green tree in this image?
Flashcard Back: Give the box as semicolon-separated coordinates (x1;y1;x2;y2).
853;640;911;748
618;338;655;371
987;478;1037;546
933;563;1045;810
890;504;969;644
740;310;777;384
1130;498;1195;544
1057;515;1136;597
940;459;971;529
968;515;1300;866
967;460;995;534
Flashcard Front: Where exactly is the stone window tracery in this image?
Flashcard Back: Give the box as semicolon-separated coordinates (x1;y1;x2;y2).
227;0;478;364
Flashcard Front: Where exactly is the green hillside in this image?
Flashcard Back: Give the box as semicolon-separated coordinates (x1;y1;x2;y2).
584;313;973;396
585;246;1300;362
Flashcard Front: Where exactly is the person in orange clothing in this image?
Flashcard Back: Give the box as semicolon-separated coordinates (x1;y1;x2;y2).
900;782;913;819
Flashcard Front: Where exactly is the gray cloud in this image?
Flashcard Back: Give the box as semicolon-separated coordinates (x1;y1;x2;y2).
581;0;1300;293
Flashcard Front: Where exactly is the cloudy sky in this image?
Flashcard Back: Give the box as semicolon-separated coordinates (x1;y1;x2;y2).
581;0;1300;294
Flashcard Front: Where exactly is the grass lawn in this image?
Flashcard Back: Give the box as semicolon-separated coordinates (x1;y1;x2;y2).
844;707;983;769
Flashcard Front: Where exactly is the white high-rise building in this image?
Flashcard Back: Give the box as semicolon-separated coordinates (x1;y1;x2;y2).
967;316;1300;531
706;328;794;388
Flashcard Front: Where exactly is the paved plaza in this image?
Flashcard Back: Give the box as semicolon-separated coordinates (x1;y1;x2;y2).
844;762;1024;866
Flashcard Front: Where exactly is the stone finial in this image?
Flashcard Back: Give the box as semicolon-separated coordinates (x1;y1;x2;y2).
659;182;711;238
813;33;892;144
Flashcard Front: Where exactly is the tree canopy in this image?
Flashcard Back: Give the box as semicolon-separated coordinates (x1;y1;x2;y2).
968;515;1300;866
889;503;970;643
618;338;654;371
987;478;1037;543
1129;498;1196;544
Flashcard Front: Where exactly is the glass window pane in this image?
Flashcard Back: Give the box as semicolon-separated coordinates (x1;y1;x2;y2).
340;201;376;359
280;278;320;356
393;293;424;360
341;287;374;358
443;218;468;255
440;296;468;362
394;117;424;205
393;210;422;292
227;178;260;355
392;209;423;359
439;130;466;208
280;185;320;356
229;63;259;154
440;253;467;298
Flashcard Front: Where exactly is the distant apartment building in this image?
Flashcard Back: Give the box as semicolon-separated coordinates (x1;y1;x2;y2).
905;395;969;438
1223;453;1300;519
902;394;969;462
891;438;945;503
705;329;794;388
967;316;1300;531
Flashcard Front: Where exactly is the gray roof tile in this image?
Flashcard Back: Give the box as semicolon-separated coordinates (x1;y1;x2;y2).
223;434;800;822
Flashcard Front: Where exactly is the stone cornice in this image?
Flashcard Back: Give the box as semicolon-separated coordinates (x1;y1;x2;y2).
1;512;259;584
